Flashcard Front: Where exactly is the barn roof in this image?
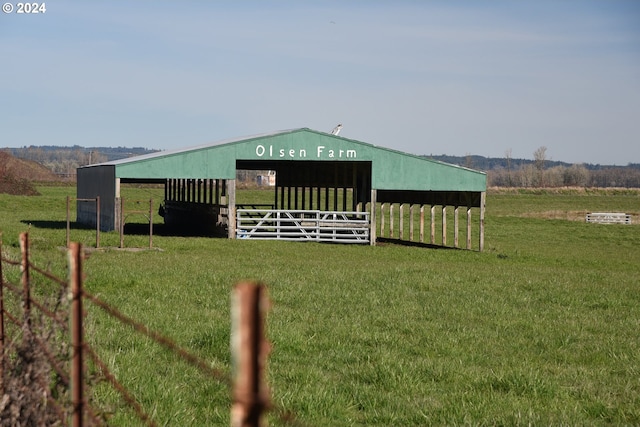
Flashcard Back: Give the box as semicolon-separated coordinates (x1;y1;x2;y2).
80;128;486;192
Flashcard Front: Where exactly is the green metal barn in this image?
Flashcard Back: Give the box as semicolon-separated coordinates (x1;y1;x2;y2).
77;128;487;250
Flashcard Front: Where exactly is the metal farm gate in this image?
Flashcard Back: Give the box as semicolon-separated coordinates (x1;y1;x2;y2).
236;209;370;243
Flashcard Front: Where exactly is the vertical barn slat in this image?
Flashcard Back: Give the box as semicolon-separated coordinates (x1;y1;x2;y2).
454;206;459;248
409;204;414;241
231;282;270;427
442;206;447;246
390;204;394;238
419;205;425;243
430;205;436;244
399;204;404;240
69;242;84;427
466;207;472;250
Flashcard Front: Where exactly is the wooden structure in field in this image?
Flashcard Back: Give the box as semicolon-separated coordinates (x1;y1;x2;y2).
77;128;487;250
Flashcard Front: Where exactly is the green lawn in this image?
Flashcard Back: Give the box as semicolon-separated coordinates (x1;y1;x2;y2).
1;186;639;425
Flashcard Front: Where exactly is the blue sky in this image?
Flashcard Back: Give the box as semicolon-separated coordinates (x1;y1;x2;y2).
1;1;639;165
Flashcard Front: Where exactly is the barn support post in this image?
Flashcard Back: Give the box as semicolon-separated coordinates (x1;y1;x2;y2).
273;181;278;209
369;190;377;246
316;185;321;211
228;179;237;239
479;192;486;252
389;204;394;238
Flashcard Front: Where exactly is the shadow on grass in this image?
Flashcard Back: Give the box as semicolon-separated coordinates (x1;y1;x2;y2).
21;220;91;231
120;222;225;238
21;219;221;237
376;237;459;250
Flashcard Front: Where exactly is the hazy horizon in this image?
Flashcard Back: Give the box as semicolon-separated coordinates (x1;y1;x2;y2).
2;1;639;165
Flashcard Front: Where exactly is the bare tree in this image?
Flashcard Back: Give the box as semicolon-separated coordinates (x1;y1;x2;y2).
505;148;513;187
464;153;474;169
564;164;590;187
533;146;548;187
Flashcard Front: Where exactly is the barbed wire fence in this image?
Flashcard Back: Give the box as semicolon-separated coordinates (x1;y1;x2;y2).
0;232;306;427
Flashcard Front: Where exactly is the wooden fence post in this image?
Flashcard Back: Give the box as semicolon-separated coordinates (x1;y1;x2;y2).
149;199;153;249
120;197;125;249
0;233;4;396
20;233;30;327
480;192;486;252
96;196;100;249
231;282;270;427
67;196;71;248
69;242;84;427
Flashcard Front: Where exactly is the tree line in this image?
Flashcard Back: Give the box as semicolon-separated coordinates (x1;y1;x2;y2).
5;145;640;188
429;146;640;188
5;146;157;176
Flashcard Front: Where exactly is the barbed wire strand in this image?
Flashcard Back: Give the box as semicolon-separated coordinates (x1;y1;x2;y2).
84;343;157;427
32;332;70;387
34;371;68;425
82;290;232;387
82;290;309;426
29;262;68;287
28;296;68;330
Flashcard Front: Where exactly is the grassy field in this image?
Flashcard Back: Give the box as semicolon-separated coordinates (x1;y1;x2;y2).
1;185;639;426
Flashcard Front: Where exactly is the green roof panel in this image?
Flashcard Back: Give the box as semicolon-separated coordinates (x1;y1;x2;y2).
87;128;486;192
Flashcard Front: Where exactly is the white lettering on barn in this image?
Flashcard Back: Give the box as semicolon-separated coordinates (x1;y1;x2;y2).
256;144;356;159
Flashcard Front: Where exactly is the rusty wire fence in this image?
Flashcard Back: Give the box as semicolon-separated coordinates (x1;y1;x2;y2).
0;232;304;427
